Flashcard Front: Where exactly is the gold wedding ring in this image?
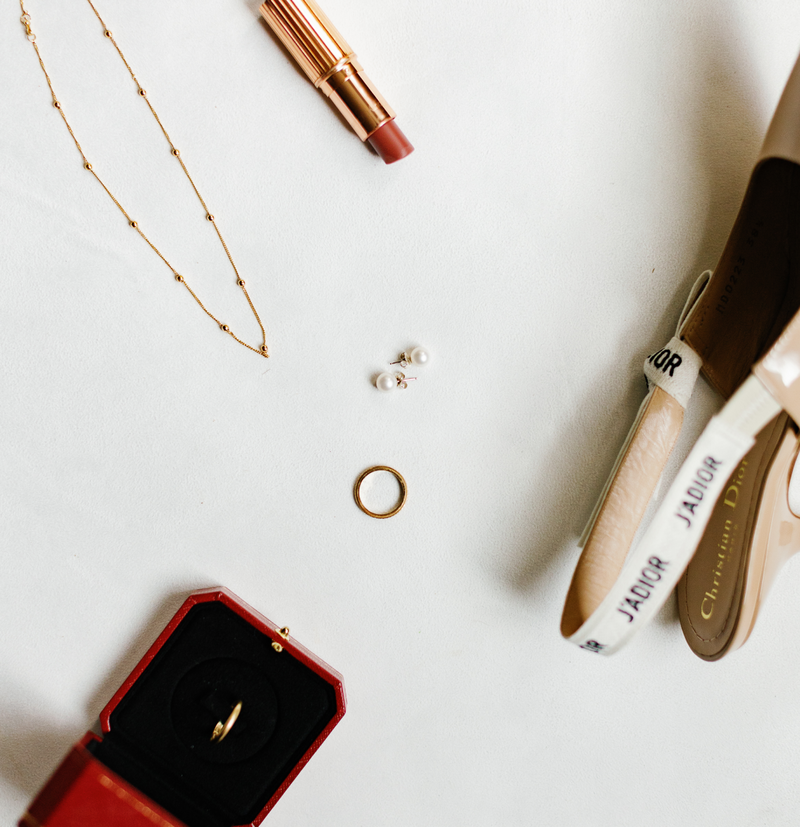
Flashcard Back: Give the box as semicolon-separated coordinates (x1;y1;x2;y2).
354;465;407;519
210;701;242;744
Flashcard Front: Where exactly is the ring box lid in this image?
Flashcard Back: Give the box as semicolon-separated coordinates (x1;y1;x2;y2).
21;587;346;827
21;734;188;827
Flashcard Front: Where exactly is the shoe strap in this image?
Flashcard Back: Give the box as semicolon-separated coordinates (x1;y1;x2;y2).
562;272;715;653
641;270;708;407
576;272;708;549
563;416;753;654
643;337;702;407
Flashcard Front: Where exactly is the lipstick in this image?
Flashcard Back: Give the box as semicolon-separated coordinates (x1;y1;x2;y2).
260;0;413;164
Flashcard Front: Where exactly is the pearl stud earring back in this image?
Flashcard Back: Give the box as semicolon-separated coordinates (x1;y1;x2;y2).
390;346;429;369
376;371;417;392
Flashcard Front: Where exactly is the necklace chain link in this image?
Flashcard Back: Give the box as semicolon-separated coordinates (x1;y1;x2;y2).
20;0;269;359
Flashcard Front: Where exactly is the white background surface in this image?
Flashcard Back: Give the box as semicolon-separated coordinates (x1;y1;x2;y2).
3;1;800;825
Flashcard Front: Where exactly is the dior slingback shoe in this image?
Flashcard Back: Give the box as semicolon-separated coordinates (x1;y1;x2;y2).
561;50;800;657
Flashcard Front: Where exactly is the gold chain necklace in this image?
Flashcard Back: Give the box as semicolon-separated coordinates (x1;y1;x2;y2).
19;0;269;359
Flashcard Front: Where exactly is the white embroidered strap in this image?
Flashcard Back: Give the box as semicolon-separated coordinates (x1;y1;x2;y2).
578;272;709;548
566;272;717;654
644;337;702;408
567;373;781;655
642;271;708;406
567;417;754;654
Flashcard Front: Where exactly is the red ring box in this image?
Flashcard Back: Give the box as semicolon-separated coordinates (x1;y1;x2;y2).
19;587;346;827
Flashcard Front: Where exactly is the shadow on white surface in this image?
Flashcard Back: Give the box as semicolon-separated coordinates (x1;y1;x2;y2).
500;6;765;604
0;697;82;800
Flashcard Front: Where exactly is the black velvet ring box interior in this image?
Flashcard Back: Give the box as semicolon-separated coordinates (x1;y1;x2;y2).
22;587;346;827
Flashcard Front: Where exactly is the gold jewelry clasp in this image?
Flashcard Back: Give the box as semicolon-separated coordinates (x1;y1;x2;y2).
19;0;36;43
20;3;36;42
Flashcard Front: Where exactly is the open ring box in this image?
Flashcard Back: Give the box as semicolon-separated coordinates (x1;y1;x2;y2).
20;587;346;827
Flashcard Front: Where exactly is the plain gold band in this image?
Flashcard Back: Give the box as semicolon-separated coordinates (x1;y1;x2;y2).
353;465;407;519
210;701;242;744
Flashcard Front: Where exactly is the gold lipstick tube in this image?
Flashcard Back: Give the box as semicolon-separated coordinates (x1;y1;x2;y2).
260;0;413;163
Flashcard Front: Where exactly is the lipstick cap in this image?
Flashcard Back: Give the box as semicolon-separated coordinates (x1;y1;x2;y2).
260;0;399;142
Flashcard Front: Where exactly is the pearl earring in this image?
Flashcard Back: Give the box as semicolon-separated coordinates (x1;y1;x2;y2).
376;371;417;392
390;346;429;369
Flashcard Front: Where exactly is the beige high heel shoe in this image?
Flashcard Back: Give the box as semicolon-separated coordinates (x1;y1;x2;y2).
561;51;800;657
